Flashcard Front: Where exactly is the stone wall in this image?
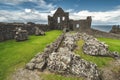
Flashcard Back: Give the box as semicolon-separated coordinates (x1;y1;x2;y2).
48;7;69;30
48;7;92;31
0;22;48;42
72;16;92;32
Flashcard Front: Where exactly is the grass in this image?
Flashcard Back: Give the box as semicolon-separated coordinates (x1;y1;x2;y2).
98;38;120;54
0;30;62;80
41;73;84;80
75;39;114;68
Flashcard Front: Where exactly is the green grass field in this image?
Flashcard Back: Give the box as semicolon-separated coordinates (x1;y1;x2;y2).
98;38;120;54
0;30;62;80
75;38;120;68
0;31;120;80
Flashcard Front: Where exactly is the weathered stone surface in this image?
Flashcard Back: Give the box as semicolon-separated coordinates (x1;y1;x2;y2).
35;27;45;36
82;33;107;56
47;47;100;80
63;33;79;51
14;27;28;41
48;47;73;73
109;51;120;59
26;63;35;70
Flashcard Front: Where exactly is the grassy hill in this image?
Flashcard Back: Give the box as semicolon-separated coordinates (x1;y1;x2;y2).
98;38;120;54
0;30;62;80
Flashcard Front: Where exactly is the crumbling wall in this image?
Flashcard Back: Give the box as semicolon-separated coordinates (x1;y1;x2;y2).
0;22;48;42
0;23;16;41
48;7;69;30
72;16;92;32
48;7;92;32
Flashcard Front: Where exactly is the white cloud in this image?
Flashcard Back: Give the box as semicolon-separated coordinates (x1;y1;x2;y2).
69;8;120;25
1;0;56;11
25;8;32;13
0;9;53;24
0;0;30;4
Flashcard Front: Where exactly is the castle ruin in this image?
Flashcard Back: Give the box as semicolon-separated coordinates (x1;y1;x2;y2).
48;7;92;32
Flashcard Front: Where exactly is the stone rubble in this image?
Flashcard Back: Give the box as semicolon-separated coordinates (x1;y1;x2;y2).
14;27;28;41
35;27;45;36
47;47;100;80
82;33;120;58
26;33;101;80
63;33;79;51
26;33;65;71
82;33;109;56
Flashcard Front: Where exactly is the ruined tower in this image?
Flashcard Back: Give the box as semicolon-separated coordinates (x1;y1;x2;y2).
48;7;69;30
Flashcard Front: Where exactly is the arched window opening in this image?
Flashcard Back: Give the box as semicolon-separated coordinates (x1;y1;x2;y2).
76;24;80;28
62;17;65;21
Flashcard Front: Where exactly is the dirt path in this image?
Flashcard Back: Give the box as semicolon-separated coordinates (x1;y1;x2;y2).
101;59;120;80
11;69;42;80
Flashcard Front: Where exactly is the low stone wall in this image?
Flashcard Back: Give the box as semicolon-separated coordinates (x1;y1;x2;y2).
26;33;101;80
0;23;48;42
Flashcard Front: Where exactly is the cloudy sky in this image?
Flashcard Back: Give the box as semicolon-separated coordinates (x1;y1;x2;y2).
0;0;120;25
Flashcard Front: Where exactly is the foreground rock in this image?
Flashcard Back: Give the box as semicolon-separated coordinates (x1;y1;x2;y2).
26;33;101;80
48;47;101;80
